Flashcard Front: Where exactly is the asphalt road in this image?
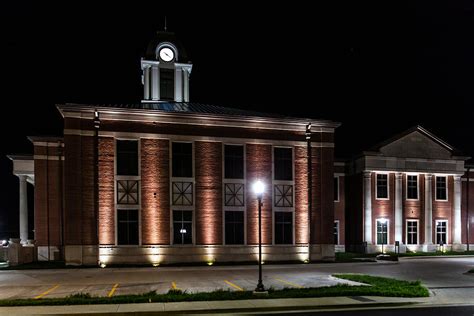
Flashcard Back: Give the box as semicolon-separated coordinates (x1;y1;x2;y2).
0;257;472;300
262;305;474;315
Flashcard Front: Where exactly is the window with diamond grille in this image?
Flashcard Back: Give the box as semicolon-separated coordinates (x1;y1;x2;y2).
172;182;193;206
117;180;139;204
274;184;293;207
224;183;244;206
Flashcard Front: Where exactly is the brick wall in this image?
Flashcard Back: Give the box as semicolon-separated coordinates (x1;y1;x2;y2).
195;142;222;245
246;144;272;245
310;147;335;244
141;139;170;245
432;175;454;243
34;147;63;247
334;176;345;244
98;137;115;245
461;172;474;244
64;135;83;245
294;146;309;244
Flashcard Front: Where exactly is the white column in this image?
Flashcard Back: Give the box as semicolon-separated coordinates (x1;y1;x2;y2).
183;68;189;102
395;173;403;243
364;171;372;244
19;175;28;244
151;66;159;100
453;175;462;245
143;66;150;100
424;174;433;245
174;68;182;102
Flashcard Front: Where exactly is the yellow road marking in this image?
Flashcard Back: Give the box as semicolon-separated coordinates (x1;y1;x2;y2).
108;283;119;297
274;278;303;288
171;281;179;290
34;284;60;299
224;280;244;291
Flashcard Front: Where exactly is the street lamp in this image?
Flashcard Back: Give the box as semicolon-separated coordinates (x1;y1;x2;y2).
253;180;265;292
379;218;387;254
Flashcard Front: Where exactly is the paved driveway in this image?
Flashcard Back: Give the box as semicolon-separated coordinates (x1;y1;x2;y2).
0;257;472;300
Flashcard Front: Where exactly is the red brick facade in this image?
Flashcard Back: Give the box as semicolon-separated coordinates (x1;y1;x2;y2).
98;137;114;245
141;139;170;245
195;141;223;245
246;144;272;245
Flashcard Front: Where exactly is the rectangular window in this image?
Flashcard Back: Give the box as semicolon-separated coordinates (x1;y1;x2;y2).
117;209;139;245
376;219;388;245
172;142;192;178
334;221;339;245
406;220;418;245
116;140;139;176
160;68;174;100
376;174;388;199
225;211;244;244
436;220;448;245
275;212;293;244
334;177;339;202
436;176;447;201
224;145;244;179
173;210;193;245
274;147;293;181
407;175;418;200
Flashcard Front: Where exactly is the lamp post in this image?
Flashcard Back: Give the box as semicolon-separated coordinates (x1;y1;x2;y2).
379;218;387;254
253;180;265;292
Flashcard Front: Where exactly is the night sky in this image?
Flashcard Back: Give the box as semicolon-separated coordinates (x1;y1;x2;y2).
1;2;473;238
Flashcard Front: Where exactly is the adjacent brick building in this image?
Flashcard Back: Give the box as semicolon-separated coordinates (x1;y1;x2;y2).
335;126;474;253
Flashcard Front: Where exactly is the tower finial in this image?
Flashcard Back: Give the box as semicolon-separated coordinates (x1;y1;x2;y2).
164;16;167;31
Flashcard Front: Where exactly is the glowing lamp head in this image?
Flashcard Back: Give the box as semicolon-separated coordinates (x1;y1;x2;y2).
99;262;106;268
253;180;264;199
152;263;160;267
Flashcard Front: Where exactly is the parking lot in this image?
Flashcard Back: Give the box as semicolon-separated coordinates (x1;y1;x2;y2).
0;257;473;300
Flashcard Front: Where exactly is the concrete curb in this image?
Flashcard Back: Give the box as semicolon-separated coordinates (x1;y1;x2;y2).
399;255;474;260
0;297;422;315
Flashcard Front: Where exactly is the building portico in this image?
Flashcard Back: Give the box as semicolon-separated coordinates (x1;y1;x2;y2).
345;126;469;253
7;155;34;245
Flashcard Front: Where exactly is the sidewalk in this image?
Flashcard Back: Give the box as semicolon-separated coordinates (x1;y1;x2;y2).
0;296;431;315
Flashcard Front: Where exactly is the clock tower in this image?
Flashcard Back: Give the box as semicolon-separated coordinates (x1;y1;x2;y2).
141;31;192;102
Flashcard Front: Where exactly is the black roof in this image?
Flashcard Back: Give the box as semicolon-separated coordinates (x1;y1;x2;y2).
74;102;304;120
144;31;189;62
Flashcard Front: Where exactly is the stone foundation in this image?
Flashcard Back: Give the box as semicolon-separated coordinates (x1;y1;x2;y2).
65;244;338;266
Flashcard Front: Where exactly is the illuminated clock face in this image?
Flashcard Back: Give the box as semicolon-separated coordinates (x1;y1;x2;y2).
159;47;174;62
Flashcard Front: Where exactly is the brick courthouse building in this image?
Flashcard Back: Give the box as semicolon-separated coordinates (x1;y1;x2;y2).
9;32;339;265
9;31;474;265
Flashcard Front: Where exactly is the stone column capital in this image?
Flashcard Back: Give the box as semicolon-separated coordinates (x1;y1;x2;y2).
395;172;403;179
425;174;433;180
363;171;372;178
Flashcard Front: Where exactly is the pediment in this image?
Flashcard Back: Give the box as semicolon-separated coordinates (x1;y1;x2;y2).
378;130;452;159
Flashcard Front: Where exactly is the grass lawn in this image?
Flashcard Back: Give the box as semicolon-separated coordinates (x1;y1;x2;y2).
0;274;429;306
